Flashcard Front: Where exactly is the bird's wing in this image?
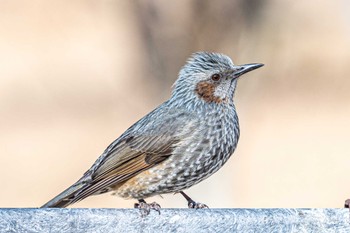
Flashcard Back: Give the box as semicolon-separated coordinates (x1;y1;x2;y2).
68;106;199;204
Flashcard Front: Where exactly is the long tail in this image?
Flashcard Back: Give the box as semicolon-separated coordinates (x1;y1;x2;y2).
41;181;85;208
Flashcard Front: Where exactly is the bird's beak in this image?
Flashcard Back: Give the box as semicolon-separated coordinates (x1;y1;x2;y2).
232;63;264;78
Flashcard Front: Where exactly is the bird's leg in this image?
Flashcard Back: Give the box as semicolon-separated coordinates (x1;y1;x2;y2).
179;191;209;209
134;199;161;217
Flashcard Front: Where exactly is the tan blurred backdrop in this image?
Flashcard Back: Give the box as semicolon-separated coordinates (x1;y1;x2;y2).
1;0;350;208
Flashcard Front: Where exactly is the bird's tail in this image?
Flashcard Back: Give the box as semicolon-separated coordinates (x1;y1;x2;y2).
41;181;85;208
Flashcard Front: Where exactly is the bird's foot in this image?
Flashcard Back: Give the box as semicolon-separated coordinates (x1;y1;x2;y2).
345;199;350;208
134;199;161;217
179;191;209;209
188;200;209;209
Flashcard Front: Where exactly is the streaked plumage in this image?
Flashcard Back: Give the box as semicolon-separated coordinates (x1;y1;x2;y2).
42;52;263;209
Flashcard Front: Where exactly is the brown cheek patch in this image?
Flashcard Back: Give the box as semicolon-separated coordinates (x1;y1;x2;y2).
195;81;223;103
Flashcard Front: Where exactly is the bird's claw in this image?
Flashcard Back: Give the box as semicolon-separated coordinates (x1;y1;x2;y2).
179;191;209;209
188;201;209;209
134;200;161;217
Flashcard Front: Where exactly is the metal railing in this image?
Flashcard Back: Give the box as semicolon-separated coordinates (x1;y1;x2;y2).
0;208;349;232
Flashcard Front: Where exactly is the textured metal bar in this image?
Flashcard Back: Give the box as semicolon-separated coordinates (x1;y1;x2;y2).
0;208;349;233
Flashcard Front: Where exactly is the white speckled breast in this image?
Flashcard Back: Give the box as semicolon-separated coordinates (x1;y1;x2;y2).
115;104;239;199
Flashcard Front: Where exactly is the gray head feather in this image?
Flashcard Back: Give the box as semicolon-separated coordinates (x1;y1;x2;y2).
171;52;237;106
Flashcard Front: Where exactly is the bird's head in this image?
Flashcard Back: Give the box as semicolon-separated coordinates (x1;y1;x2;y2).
172;52;263;105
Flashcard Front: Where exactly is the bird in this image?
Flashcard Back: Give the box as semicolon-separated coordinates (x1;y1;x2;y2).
41;52;263;216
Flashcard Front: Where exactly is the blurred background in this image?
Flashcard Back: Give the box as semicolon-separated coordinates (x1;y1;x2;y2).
1;0;350;208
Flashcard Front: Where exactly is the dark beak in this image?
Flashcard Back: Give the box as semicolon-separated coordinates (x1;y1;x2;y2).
233;63;264;77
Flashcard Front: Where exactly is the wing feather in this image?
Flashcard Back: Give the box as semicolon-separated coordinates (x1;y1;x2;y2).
63;106;199;205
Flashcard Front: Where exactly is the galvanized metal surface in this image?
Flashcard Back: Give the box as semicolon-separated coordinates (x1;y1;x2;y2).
0;208;349;233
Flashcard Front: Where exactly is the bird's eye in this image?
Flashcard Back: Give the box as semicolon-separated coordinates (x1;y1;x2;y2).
211;73;221;81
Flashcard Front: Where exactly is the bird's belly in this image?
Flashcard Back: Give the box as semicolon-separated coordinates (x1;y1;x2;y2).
114;146;234;199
